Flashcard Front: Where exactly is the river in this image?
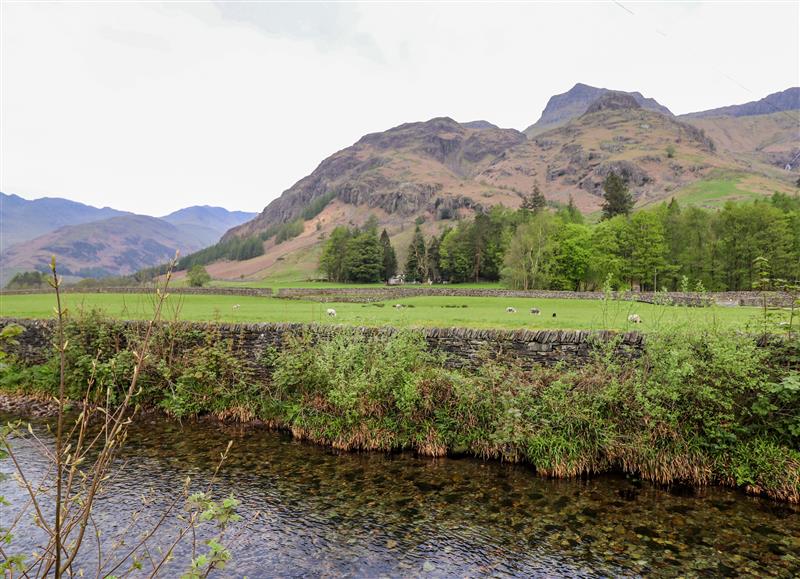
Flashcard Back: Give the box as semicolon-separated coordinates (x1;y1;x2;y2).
1;411;798;577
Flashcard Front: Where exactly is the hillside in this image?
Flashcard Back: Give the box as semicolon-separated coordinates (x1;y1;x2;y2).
523;83;673;138
682;87;800;119
1;201;256;284
161;205;257;248
2;215;208;279
683;111;800;171
0;192;128;250
173;85;798;283
223;117;527;241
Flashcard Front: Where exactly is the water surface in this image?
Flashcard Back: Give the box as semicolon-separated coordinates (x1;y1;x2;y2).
2;412;798;577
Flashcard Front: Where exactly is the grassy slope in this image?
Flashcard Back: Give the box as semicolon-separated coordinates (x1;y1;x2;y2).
0;292;770;331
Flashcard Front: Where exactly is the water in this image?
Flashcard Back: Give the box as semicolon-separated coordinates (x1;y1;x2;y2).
1;412;798;578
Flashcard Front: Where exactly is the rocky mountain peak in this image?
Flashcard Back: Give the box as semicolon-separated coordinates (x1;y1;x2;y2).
583;91;642;115
524;83;672;137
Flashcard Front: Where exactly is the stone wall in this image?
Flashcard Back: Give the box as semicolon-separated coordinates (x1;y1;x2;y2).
0;318;645;382
274;287;794;307
0;287;272;298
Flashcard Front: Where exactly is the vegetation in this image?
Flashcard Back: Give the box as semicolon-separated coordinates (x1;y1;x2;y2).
0;259;241;577
2;310;797;503
601;171;634;219
319;218;393;283
187;264;212;287
5;271;46;289
380;229;398;281
174;234;265;271
395;192;800;291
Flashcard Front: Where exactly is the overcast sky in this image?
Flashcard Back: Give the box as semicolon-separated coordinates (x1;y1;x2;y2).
2;1;798;216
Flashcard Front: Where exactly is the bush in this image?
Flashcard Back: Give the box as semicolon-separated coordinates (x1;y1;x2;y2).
3;315;798;502
187;265;211;287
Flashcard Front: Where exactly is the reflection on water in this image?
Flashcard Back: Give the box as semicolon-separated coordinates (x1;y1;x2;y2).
2;412;798;578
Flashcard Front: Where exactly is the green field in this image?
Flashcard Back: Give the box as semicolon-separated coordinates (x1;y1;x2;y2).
0;292;775;332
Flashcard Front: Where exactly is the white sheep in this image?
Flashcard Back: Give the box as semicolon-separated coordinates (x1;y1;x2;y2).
326;308;337;317
530;307;541;315
232;304;240;310
394;304;405;309
506;307;517;313
628;314;642;324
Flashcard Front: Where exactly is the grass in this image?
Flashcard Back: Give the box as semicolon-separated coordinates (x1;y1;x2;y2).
665;177;765;208
0;292;772;331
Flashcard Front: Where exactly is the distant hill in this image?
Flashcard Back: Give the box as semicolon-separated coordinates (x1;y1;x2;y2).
161;205;257;248
0;197;256;284
682;87;800;119
2;215;209;279
0;192;128;250
523;83;673;137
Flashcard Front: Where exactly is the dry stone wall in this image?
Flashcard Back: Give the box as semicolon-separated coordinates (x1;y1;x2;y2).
0;287;272;298
0;318;645;382
275;287;794;307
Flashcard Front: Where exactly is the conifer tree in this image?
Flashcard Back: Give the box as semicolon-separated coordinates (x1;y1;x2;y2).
601;172;634;219
380;229;397;281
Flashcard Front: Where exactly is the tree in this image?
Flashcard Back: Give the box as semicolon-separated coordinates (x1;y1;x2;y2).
557;195;584;224
319;226;351;282
601;172;634;219
343;230;383;283
405;225;428;282
380;229;397;281
624;211;668;290
187;265;211;287
426;236;441;282
6;270;46;289
549;223;593;290
522;182;547;214
501;212;555;290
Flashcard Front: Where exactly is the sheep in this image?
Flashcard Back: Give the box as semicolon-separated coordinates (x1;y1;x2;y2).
506;307;517;313
232;304;240;310
552;312;557;318
530;307;541;315
326;308;337;317
628;314;642;324
394;304;405;309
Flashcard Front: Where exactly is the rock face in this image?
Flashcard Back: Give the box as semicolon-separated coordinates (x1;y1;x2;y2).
583;92;642;115
524;83;673;137
223;118;526;240
683;87;800;118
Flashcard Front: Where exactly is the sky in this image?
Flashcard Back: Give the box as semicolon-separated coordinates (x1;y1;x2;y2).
1;1;798;216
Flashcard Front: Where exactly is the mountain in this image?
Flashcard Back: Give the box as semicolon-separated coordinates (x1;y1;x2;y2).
161;205;257;248
523;83;673;137
0;192;128;250
0;197;256;284
208;87;797;283
2;215;210;280
224;117;527;241
682;87;800;119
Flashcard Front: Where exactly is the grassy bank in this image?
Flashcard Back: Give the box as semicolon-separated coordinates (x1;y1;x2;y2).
0;292;768;331
1;311;798;502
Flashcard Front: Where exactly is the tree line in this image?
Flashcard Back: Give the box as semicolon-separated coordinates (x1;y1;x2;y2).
319;216;397;283
319;173;800;291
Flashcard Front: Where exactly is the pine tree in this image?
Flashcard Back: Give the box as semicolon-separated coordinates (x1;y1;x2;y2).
522;182;547;214
405;225;427;282
601;172;634;219
380;229;397;281
426;236;441;282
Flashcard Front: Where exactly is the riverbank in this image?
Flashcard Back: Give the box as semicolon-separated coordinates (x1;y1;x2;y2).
3;401;798;577
1;312;798;503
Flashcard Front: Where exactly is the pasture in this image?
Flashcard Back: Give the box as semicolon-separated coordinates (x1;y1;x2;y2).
0;291;772;332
